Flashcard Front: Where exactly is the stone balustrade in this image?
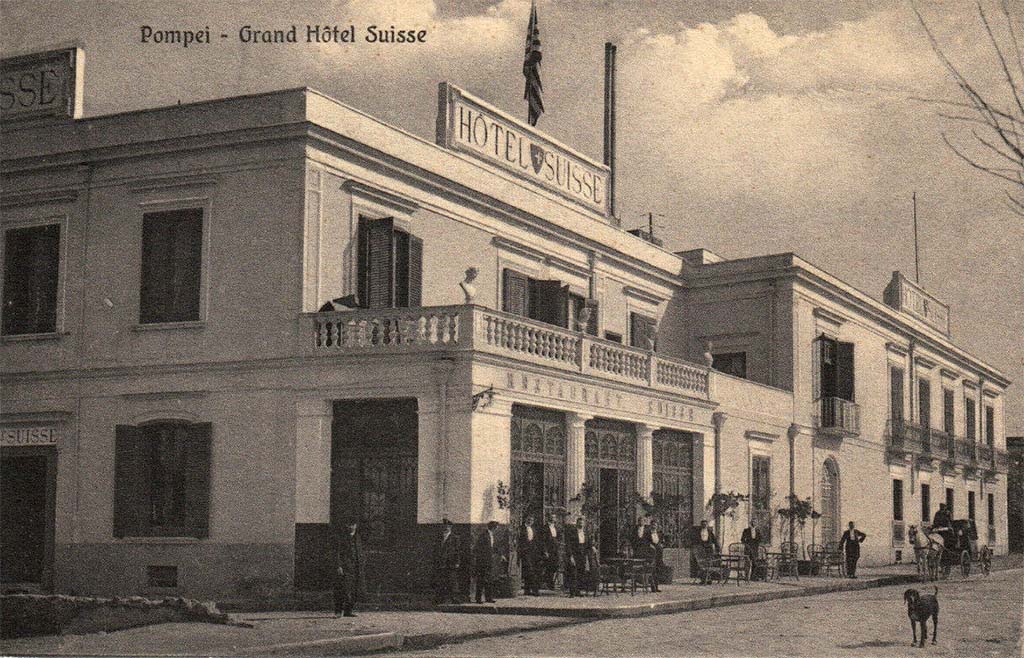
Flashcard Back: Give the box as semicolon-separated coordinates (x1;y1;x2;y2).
302;304;711;399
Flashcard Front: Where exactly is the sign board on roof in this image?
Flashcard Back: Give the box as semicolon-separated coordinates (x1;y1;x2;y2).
1;47;84;122
436;83;611;217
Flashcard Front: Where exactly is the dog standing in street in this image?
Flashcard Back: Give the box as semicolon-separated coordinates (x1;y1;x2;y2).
903;587;940;647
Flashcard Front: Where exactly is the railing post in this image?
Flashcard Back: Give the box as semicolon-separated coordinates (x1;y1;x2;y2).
578;333;589;375
647;353;657;387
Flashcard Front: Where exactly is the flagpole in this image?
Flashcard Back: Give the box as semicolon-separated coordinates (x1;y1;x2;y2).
604;42;617;222
913;191;920;284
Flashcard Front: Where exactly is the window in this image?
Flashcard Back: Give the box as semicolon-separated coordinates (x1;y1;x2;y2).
985;406;995;446
712;352;747;379
965;398;977;442
921;484;931;523
751;454;772;542
357;216;422;309
890;367;904;424
502;268;597;333
968;491;976;521
140;209;203;324
629;312;657;350
946;487;955;515
893;479;904;521
988;493;995;532
918;379;931;429
114;421;211;538
2;223;60;335
942;389;954;435
814;336;854;402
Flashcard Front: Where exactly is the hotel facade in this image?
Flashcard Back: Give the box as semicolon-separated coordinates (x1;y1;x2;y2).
0;50;1012;598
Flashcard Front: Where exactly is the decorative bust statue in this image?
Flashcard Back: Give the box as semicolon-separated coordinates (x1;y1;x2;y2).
460;267;478;304
577;305;592;332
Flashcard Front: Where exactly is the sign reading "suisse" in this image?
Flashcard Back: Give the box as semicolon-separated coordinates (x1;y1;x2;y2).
1;427;59;447
1;47;84;122
437;83;610;217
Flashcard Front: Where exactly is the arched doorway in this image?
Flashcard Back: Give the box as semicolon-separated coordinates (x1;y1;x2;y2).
820;458;840;544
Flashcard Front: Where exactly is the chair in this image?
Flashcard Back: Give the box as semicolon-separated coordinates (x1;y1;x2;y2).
754;545;775;581
807;543;824;576
822;542;845;577
776;541;800;580
597;563;618;596
698;553;727;585
629;560;654;594
728;542;745;555
725;554;750;585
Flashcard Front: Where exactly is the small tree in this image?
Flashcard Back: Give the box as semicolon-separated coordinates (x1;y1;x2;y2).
706;491;749;544
776;494;821;555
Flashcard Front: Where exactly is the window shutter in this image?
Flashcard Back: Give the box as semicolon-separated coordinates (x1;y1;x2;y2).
502;269;529;316
170;210;203;322
918;379;931;428
836;341;854;402
584;298;599;336
811;336;822;401
407;234;423;307
943;389;954;434
366;217;395;308
185;423;212;538
141;210;202;323
531;280;567;327
35;224;60;332
890;368;904;424
114;425;148;538
3;225;60;335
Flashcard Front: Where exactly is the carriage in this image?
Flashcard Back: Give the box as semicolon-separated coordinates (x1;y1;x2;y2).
911;519;989;580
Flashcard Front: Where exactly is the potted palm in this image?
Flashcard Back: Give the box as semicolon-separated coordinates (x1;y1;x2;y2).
706;491;749;544
776;494;821;574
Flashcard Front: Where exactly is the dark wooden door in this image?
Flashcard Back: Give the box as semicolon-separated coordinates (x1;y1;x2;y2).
332;399;418;593
1;455;47;583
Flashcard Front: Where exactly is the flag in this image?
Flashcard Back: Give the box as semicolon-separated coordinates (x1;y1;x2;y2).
523;0;544;126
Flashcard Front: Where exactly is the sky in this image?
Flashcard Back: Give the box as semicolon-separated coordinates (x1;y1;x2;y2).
2;0;1022;433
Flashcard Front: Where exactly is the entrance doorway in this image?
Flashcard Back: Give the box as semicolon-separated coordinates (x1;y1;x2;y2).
1;449;55;587
584;419;636;559
332;399;418;593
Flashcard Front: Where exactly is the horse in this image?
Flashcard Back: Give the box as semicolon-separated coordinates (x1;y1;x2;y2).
910;525;944;581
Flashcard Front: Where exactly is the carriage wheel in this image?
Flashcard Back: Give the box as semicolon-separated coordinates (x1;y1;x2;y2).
960;551;971;578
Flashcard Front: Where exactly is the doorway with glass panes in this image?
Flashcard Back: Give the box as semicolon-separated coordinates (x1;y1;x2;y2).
584;419;637;559
510;406;566;528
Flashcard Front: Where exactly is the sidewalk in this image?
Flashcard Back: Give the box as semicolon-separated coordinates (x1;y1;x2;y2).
3;557;1019;656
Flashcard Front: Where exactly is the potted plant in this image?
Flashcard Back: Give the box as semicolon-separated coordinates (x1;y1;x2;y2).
706;491;749;545
776;494;821;574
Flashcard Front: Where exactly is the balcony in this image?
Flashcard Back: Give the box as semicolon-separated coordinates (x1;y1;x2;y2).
301;304;711;400
815;396;860;435
886;420;942;465
884;420;1010;475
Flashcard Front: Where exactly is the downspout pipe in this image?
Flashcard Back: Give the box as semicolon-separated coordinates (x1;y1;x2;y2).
788;424;799;546
712;412;726;541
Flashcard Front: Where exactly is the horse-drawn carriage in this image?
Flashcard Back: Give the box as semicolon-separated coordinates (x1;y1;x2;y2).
910;519;991;580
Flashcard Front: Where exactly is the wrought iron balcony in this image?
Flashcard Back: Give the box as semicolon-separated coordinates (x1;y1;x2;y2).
301;304;711;399
815;396;860;435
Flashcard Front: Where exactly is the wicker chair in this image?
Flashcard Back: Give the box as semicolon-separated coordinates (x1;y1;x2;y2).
754;545;775;581
822;541;845;577
776;541;801;579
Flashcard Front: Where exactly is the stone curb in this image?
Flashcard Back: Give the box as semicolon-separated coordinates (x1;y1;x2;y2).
236;631;403;655
437;573;924;619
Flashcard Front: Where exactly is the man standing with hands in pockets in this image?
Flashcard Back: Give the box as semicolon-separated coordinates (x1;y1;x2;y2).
840;520;867;578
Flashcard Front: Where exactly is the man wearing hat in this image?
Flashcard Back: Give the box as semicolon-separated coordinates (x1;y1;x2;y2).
473;520;501;603
334;519;365;617
434;518;461;604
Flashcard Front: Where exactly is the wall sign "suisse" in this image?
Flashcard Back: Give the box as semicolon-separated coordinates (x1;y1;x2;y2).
0;47;84;122
436;83;610;217
1;427;59;447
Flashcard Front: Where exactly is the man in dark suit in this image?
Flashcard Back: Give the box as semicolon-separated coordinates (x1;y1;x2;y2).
932;503;952;530
518;514;542;596
631;515;650;557
434;518;461;604
690;520;719;583
741;524;764;580
840;521;867;578
644;519;665;592
541;512;562;590
474;520;501;603
564;516;590;597
334;519;365;617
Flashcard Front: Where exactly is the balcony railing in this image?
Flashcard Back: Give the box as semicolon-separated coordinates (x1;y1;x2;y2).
885;419;1009;473
302;304;711;399
815;397;860;435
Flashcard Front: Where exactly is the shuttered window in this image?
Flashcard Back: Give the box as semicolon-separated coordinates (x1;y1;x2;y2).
943;389;955;434
140;209;203;324
114;422;211;538
503;269;597;332
985;406;995;446
815;336;854;402
968;491;976;521
918;379;931;429
892;479;904;521
965;398;977;441
921;484;931;522
629;312;657;350
2;224;60;335
502;269;530;316
357;216;423;308
890;367;904;424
